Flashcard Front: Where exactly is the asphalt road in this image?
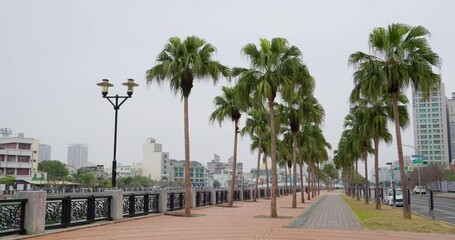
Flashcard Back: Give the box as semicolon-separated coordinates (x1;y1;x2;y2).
410;194;455;225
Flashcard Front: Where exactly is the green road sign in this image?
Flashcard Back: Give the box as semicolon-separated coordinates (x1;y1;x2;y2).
413;159;423;164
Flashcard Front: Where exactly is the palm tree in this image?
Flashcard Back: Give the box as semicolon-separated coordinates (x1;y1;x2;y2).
210;86;247;207
350;87;409;209
146;36;229;216
241;107;269;201
349;23;441;218
233;38;303;218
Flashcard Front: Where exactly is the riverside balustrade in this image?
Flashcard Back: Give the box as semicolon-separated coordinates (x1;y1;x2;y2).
0;187;299;237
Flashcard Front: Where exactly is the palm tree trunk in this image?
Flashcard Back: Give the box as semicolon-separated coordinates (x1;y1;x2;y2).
307;163;311;200
183;95;191;217
299;161;305;203
356;159;360;201
317;162;320;196
284;164;288;196
264;154;270;199
255;137;262;201
364;150;369;204
345;169;349;196
312;164;315;198
292;132;297;208
374;136;381;210
392;92;411;219
228;119;239;207
268;98;278;218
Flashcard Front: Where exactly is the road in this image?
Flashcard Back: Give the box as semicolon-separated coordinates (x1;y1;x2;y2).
411;194;455;225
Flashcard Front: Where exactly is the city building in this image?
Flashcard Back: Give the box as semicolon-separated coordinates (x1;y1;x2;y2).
141;137;171;181
207;154;224;176
117;162;142;178
0;134;40;181
206;154;243;179
38;144;51;162
80;162;104;180
67;144;88;170
170;159;206;187
447;92;455;164
412;83;450;164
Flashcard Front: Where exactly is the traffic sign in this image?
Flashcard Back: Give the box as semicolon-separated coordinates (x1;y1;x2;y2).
411;154;424;158
413;159;423;164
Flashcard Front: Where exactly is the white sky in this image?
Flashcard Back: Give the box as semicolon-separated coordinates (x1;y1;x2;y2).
1;0;454;173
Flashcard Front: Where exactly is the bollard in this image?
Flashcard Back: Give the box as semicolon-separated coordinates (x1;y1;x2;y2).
393;188;396;207
429;190;435;220
407;189;411;205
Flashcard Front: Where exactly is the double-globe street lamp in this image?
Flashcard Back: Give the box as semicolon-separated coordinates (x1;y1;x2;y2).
97;79;138;188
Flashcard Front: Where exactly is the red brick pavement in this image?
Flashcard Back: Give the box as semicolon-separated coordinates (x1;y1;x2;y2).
17;190;454;240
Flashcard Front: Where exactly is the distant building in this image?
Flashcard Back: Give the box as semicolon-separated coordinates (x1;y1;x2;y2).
206;154;243;179
67;144;88;170
38;144;51;162
80;162;104;179
142;138;170;181
0;134;40;181
412;84;450;164
170;159;206;186
117;163;142;178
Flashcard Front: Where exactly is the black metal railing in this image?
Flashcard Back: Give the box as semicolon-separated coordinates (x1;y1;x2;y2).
215;190;228;204
195;191;212;207
45;195;111;229
0;198;27;236
167;192;184;211
243;189;250;200
122;193;159;217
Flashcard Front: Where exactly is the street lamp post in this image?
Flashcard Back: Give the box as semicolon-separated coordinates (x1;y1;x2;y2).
97;79;138;188
386;162;393;188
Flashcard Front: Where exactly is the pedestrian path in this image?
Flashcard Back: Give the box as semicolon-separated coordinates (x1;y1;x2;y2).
12;191;454;240
289;195;362;230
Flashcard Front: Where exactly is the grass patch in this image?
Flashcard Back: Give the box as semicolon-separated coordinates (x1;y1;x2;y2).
344;196;455;234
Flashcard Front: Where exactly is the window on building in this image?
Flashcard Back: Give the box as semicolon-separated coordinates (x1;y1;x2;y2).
18;143;31;150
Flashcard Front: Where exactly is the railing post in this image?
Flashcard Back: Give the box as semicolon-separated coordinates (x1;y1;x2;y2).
18;191;46;235
190;189;196;208
210;189;216;205
87;195;95;223
240;189;244;201
156;190;167;213
105;189;123;220
144;193;149;214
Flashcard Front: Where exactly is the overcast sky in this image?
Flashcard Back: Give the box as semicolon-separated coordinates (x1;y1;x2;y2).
1;0;454;173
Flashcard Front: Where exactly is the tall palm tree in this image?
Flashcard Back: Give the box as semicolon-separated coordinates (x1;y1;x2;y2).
210;86;247;207
233;38;303;218
350;87;409;209
249;129;272;199
146;36;229;216
241;107;269;201
349;24;441;218
346;104;374;204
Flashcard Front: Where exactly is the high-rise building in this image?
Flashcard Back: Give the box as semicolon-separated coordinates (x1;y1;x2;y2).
412;83;450;164
67;144;88;170
447;92;455;164
142;138;170;181
38;144;51;162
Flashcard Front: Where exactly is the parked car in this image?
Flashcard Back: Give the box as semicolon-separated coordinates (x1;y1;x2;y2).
384;189;403;207
413;186;426;194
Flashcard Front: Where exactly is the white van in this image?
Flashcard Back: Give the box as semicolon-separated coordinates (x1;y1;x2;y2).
384;189;403;207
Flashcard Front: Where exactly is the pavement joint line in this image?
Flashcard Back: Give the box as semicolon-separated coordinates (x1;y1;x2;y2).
287;195;326;228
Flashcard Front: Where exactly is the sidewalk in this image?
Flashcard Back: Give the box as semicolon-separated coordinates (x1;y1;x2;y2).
14;190;454;240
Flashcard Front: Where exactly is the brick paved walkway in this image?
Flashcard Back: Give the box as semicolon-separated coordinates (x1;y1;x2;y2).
10;190;454;240
290;195;362;230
